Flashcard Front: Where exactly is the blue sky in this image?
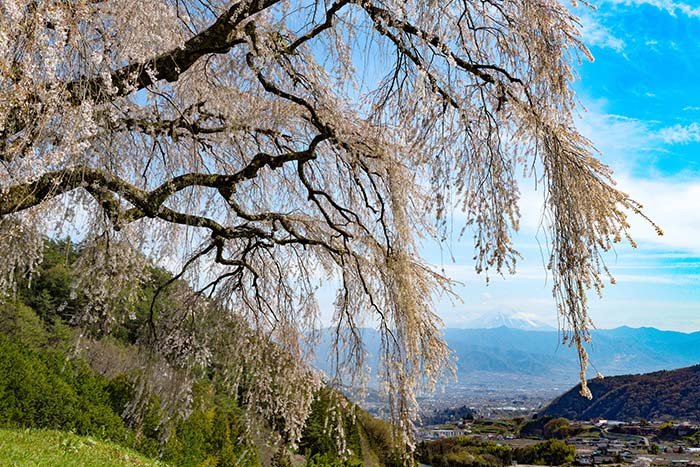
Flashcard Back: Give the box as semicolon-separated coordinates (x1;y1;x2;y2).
430;0;700;332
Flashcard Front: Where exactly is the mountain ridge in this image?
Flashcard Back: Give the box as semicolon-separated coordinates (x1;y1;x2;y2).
542;364;700;421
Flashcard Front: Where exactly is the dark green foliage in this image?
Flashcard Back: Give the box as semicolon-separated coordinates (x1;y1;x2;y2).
105;374;133;417
298;388;363;465
305;452;350;466
417;436;574;467
160;382;258;467
298;388;406;466
300;389;343;456
136;395;164;458
17;239;82;324
543;365;700;421
519;415;553;438
422;405;476;426
416;436;513;467
513;439;575;465
271;445;293;467
0;335;129;443
117;266;177;344
543;417;570;439
357;412;405;467
0;239;258;465
0;300;49;347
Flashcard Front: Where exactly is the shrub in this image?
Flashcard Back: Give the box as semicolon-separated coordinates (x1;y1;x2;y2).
543;418;571;439
514;439;575;465
0;335;128;443
416;436;512;467
164;382;258;467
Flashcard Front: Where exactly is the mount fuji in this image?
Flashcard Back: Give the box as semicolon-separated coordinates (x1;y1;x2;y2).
463;310;556;331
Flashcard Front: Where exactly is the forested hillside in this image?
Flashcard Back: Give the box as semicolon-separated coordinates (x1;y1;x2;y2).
0;239;402;466
542;365;700;421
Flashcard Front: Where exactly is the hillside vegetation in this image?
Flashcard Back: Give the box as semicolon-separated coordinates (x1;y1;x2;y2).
542;365;700;421
0;239;403;466
416;436;575;467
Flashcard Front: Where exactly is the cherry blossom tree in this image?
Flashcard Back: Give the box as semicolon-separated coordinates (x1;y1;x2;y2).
0;0;658;444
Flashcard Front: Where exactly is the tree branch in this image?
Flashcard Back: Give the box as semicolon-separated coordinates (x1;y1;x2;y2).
66;0;282;104
0;141;320;224
0;0;284;163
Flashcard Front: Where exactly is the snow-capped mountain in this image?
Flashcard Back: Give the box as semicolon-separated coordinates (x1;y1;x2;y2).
463;310;556;331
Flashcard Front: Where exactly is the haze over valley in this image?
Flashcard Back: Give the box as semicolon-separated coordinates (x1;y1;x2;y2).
314;310;700;420
316;310;700;391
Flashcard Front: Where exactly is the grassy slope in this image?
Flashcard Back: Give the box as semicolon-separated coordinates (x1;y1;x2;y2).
357;423;382;467
0;429;164;467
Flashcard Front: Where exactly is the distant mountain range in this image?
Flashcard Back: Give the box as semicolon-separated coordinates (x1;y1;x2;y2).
441;325;700;385
313;313;700;391
542;364;700;421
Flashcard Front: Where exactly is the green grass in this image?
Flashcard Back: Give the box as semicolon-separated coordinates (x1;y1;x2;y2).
0;429;166;466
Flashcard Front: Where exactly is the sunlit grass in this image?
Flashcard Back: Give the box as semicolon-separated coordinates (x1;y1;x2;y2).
0;428;165;466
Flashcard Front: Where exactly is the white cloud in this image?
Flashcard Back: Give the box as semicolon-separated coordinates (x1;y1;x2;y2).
575;104;659;170
607;0;700;18
614;272;700;285
577;13;626;52
616;174;700;253
658;122;700;144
